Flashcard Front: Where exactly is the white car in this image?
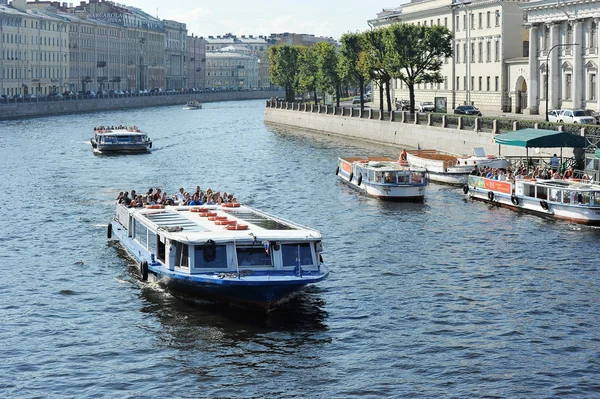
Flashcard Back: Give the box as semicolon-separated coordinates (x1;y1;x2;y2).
419;101;435;112
558;109;596;124
547;109;561;123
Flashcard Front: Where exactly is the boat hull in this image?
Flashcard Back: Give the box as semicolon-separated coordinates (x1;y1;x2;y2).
92;142;151;153
406;151;472;185
111;217;328;310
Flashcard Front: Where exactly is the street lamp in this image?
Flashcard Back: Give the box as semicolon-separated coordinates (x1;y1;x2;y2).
545;42;579;121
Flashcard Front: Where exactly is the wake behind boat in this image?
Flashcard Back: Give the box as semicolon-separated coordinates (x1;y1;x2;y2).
336;156;428;201
109;201;329;310
91;125;152;153
406;148;508;185
184;101;202;110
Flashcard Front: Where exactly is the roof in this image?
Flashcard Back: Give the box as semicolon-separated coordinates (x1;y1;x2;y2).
493;128;586;148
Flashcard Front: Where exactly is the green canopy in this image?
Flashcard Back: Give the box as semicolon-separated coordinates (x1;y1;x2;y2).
493;128;586;148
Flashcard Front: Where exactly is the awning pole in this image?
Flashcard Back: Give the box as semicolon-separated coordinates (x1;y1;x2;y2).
526;147;529;173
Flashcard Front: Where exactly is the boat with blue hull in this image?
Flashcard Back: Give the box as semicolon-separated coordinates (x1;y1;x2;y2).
336;156;428;201
109;202;328;309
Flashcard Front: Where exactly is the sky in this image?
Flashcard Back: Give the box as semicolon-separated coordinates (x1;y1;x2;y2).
117;0;389;40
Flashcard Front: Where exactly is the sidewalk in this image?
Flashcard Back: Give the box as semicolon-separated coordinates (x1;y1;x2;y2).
482;109;545;121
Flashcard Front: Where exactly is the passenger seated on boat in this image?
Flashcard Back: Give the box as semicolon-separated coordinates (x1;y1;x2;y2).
130;195;144;208
540;168;550;180
563;168;574;179
175;187;185;204
398;149;408;165
189;193;202;206
120;192;131;206
116;191;124;202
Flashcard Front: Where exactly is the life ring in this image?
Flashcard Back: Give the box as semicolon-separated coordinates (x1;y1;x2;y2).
462;185;469;194
511;195;519;206
198;212;209;217
203;239;217;262
215;220;230;225
357;175;363;186
336;166;339;175
227;224;249;231
540;200;549;211
215;216;228;221
208;216;217;221
349;172;354;182
207;212;217;217
488;191;494;201
107;223;112;239
222;203;240;208
140;260;148;281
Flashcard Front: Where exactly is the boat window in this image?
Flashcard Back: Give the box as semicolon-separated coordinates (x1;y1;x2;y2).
411;171;424;184
148;231;157;254
549;189;562;203
579;192;591;205
281;243;313;267
236;246;272;267
369;170;375;182
523;183;536;198
397;173;406;183
383;172;395;183
194;244;228;268
134;219;147;248
175;242;189;268
116;135;130;143
536;186;548;200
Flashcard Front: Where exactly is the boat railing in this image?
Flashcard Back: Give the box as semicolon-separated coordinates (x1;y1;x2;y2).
116;204;131;230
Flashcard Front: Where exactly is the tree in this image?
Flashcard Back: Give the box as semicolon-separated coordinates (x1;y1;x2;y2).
384;24;453;114
360;28;393;113
339;32;368;111
314;42;341;107
268;45;299;102
296;46;319;105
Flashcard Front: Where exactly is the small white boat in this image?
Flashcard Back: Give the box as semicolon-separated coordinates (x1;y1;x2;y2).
406;148;508;185
465;175;600;225
184;101;202;110
109;202;329;310
336;156;428;201
90;126;152;153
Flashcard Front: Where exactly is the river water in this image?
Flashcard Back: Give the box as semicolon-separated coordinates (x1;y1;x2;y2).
1;100;599;398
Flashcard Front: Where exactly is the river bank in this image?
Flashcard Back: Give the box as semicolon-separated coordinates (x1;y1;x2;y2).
0;90;283;120
264;101;584;159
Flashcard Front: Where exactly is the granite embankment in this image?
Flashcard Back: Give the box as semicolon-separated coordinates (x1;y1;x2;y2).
264;101;581;158
0;90;284;120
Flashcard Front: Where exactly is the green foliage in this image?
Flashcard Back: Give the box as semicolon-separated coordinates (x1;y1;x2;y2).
314;42;339;96
296;46;318;102
268;45;299;101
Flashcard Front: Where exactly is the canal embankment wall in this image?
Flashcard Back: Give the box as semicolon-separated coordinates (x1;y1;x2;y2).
264;102;584;159
0;90;284;121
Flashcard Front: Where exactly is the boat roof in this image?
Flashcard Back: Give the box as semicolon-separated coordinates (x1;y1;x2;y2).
128;204;322;244
339;156;422;172
523;179;600;191
95;129;146;135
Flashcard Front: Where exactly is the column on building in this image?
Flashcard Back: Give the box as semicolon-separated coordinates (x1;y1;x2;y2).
527;24;539;114
573;20;583;109
549;22;561;109
597;18;600;111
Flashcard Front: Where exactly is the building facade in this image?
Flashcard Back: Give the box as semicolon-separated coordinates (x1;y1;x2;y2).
164;19;187;90
187;34;206;89
205;50;259;90
522;0;600;114
369;0;528;113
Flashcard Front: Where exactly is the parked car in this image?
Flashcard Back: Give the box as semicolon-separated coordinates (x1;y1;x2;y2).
454;105;482;116
63;91;75;98
583;109;600;124
558;109;596;124
24;93;37;101
365;91;372;102
547;109;561;123
395;99;409;111
352;96;361;104
418;101;435;112
48;93;63;100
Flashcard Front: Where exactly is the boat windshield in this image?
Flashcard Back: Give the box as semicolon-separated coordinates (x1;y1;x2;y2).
412;171;425;183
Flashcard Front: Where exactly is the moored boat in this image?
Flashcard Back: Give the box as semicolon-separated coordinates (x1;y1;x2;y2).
465;175;600;225
336;156;428;201
91;126;152;153
109;201;329;310
406;148;508;185
184;101;202;110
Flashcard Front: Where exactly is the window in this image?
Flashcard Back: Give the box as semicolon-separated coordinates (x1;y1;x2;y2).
487;11;491;27
478;42;483;62
456;44;460;62
495;40;500;61
471;76;475;91
236;246;272;267
495;10;500;26
590;74;596;100
565;73;572;100
463;43;467;63
174;241;189;268
456;15;460;30
478;12;483;29
194;244;228;269
470;13;475;29
456;76;460;90
463;14;467;30
444;76;448;90
464;76;467;90
487;76;490;91
471;42;475;63
592;22;597;48
445;17;448;27
486;41;491;62
523;41;529;57
566;24;572;49
437;18;440;26
281;243;313;267
478;76;482;91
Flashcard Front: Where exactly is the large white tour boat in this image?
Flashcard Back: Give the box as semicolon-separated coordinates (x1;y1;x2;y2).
406;148;508;185
184;101;202;110
465;175;600;225
109;202;329;310
91;126;152;153
336;156;428;201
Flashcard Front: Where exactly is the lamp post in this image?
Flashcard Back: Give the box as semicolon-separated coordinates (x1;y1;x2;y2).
545;42;579;121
